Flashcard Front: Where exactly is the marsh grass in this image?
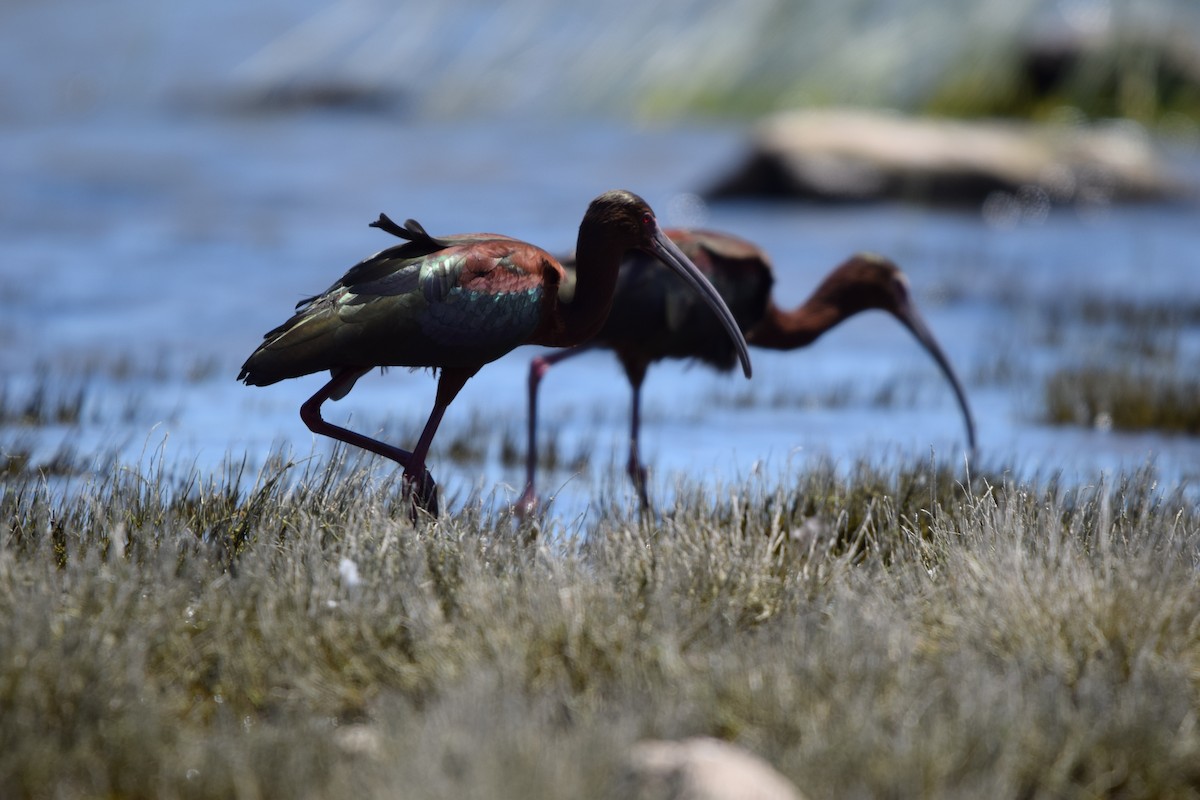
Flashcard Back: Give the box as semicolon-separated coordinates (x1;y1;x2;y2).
366;410;597;477
2;445;1200;799
0;438;85;479
0;353;228;434
971;289;1200;436
1045;365;1200;435
498;420;595;477
707;381;861;412
705;371;955;415
0;380;87;428
923;26;1200;125
40;352;224;387
1035;292;1200;434
1038;295;1200;363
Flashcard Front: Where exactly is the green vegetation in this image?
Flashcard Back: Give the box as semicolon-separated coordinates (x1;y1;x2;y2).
3;447;1199;799
926;33;1200;126
1045;365;1200;435
1032;292;1200;436
951;285;1200;437
627;4;1200;127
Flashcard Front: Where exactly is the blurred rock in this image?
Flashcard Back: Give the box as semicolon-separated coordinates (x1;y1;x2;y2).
619;737;807;800
705;108;1191;207
225;82;409;115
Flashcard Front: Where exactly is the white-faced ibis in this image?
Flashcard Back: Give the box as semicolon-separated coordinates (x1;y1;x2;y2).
519;228;976;512
238;191;752;517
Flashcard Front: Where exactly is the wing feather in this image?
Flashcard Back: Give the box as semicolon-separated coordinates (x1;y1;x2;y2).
240;219;552;385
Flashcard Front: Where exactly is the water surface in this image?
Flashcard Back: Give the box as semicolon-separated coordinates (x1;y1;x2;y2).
3;0;1199;520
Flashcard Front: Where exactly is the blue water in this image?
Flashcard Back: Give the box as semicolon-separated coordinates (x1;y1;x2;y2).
3;0;1200;520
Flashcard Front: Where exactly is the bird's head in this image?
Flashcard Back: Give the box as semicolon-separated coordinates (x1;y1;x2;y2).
818;252;976;454
580;190;752;378
816;253;914;317
584;189;659;252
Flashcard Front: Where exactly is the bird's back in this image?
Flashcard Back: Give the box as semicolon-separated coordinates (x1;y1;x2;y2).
595;229;773;375
239;229;558;386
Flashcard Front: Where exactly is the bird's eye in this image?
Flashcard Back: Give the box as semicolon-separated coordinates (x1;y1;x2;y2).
641;212;654;229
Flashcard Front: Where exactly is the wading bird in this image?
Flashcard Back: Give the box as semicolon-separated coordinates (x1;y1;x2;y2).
519;229;975;512
238;191;751;517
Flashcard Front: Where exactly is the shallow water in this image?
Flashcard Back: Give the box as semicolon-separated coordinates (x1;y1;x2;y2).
3;1;1200;520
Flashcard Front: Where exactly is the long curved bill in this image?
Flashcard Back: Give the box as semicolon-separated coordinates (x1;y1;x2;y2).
895;301;977;456
649;227;753;378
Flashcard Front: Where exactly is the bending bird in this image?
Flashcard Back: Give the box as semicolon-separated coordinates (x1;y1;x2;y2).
519;228;975;512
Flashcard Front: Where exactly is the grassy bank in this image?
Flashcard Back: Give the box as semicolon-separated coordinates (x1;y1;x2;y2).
2;449;1198;799
1036;293;1200;437
1045;366;1200;435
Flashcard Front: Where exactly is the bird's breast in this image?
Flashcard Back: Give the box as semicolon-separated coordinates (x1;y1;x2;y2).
419;285;544;351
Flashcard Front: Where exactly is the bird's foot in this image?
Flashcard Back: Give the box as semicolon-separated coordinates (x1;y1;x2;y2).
514;484;541;519
403;468;439;521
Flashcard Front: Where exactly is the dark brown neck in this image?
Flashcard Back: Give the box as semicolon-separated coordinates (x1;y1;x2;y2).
551;224;626;347
747;299;845;350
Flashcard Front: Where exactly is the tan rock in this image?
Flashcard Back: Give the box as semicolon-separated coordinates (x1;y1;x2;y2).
619;737;807;800
705;107;1190;207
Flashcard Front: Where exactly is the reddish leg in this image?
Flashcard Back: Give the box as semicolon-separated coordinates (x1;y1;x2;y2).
516;345;594;516
403;366;476;514
300;366;477;518
626;373;651;512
